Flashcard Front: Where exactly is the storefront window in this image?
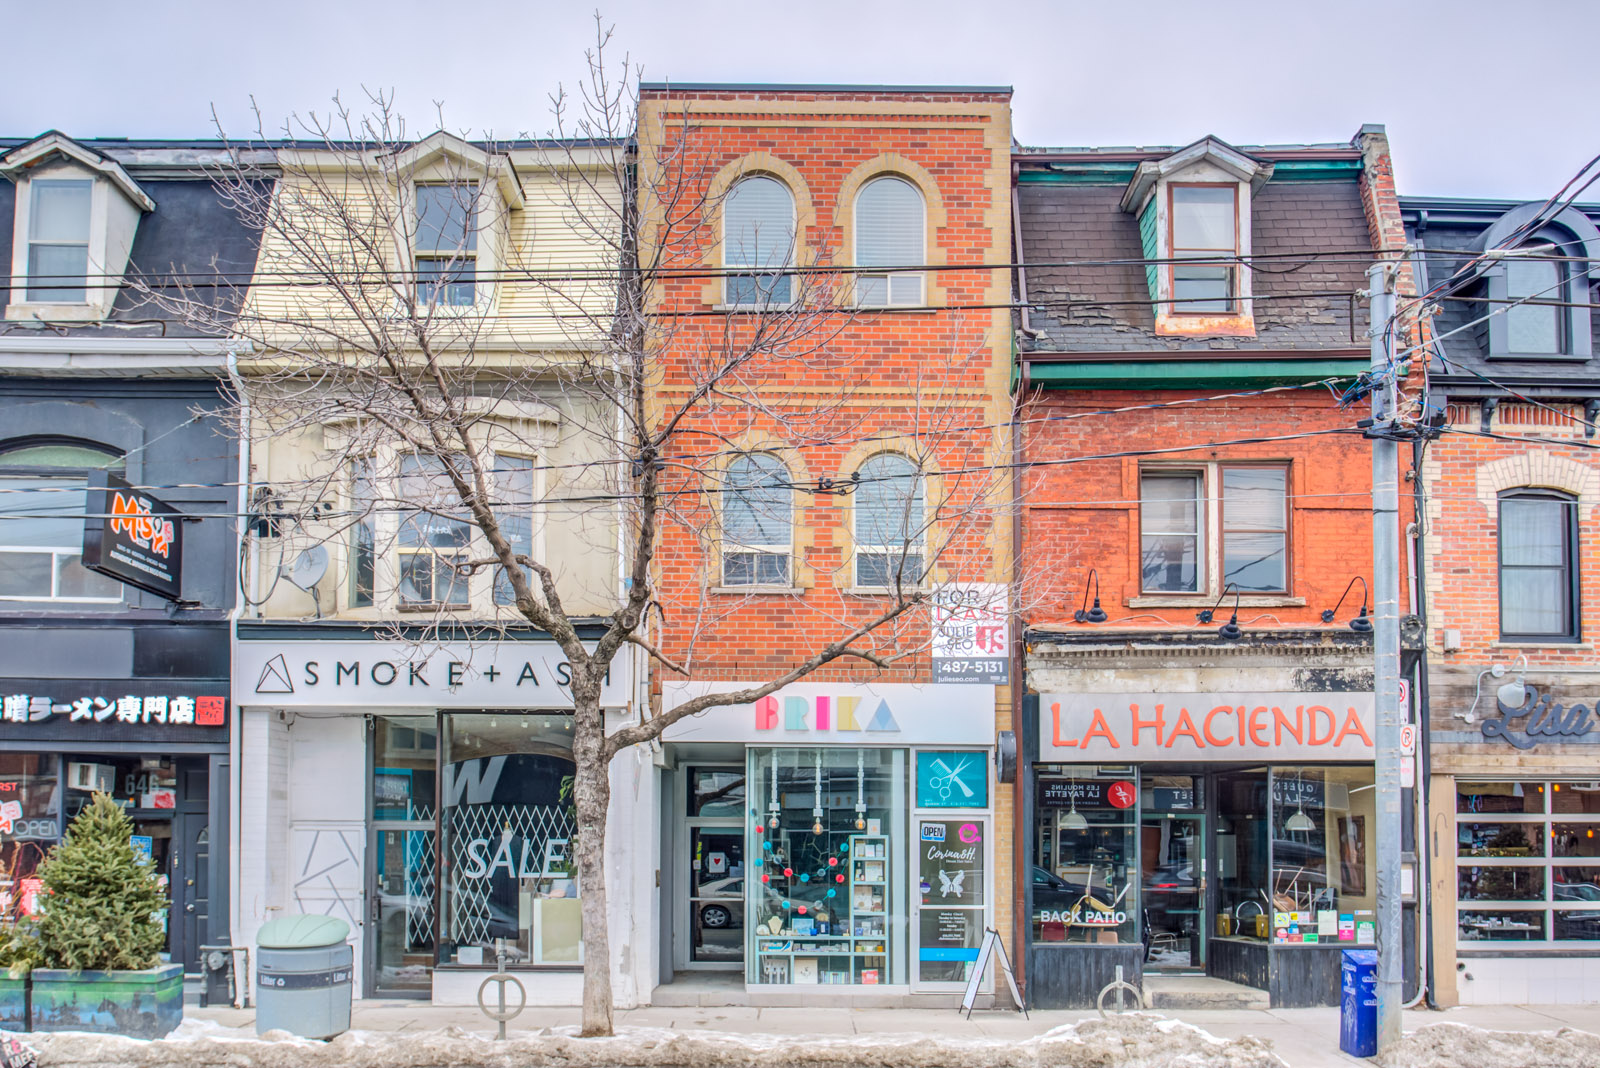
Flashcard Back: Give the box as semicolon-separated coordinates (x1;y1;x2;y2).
1457;780;1600;945
1031;766;1138;945
374;718;437;821
1268;766;1376;945
439;713;581;966
0;753;59;911
62;755;176;818
745;747;906;986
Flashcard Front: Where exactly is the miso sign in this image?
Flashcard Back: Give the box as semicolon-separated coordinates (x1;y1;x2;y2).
82;472;184;601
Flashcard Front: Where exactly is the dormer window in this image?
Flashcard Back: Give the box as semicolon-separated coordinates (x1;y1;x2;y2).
3;133;154;322
26;180;92;303
1170;185;1238;314
387;132;523;315
1504;256;1566;354
1468;205;1600;361
414;182;478;307
1120;137;1270;337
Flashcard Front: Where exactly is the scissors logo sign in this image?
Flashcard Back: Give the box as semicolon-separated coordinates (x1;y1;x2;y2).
917;751;989;808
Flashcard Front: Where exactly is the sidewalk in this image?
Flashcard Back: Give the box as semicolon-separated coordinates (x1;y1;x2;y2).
184;1000;1600;1068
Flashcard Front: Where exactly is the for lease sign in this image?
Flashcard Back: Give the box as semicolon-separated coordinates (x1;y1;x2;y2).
1040;692;1375;762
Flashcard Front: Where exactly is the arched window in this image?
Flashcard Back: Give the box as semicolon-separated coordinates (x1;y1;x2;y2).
0;440;124;602
854;176;925;307
723;176;795;306
1499;489;1579;641
722;453;791;587
853;453;924;588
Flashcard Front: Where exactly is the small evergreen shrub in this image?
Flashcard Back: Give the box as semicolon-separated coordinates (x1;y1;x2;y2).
2;793;166;973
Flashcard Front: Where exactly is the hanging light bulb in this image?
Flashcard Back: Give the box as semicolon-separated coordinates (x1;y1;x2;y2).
767;755;781;830
854;750;867;830
1284;771;1316;833
1063;767;1088;831
812;749;825;834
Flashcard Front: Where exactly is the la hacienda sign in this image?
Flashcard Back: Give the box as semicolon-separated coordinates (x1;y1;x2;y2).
234;640;632;707
1041;691;1375;761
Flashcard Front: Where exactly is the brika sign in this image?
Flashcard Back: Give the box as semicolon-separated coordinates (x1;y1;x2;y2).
753;694;900;733
1040;692;1375;762
82;472;184;601
659;681;995;746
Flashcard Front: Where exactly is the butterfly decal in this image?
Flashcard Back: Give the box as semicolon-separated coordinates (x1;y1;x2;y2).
937;868;966;897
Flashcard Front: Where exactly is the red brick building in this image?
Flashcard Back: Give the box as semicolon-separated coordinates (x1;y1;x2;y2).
1012;128;1411;1008
1401;195;1600;1006
634;85;1017;1005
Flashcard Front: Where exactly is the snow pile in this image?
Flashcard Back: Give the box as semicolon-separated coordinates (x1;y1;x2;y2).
1381;1021;1600;1068
21;1014;1286;1068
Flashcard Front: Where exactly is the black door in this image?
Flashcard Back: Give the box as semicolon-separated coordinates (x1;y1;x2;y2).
171;762;210;972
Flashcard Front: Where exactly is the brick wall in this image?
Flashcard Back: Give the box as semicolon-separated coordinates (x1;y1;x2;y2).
636;87;1019;980
1420;406;1600;665
1018;386;1378;628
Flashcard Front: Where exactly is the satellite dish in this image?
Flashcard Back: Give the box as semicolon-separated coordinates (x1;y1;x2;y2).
284;546;329;592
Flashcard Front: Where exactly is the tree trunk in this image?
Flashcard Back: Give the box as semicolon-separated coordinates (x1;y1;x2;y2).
570;689;614;1037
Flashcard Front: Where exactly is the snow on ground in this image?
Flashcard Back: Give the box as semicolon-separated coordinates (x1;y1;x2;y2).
19;1015;1286;1068
26;1016;1600;1068
1380;1021;1600;1068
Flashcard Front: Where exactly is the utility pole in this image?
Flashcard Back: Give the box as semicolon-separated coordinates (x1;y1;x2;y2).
1367;260;1404;1053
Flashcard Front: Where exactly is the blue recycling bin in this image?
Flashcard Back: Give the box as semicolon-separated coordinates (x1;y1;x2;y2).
1340;949;1378;1058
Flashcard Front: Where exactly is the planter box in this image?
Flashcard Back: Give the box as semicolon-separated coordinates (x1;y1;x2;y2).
30;964;182;1039
0;976;26;1032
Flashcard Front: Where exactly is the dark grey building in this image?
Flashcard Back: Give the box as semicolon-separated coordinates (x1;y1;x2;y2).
0;132;268;974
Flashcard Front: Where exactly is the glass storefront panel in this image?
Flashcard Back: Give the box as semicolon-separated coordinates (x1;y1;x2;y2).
689;827;745;963
745;747;906;986
916;816;987;984
372;716;438;993
1458;909;1545;941
1457;781;1547;814
1551;783;1600;815
1552;825;1600;859
1459;823;1543;857
1458;864;1544;901
62;756;175;818
1454;779;1600;947
0;753;59;913
689;766;747;818
1031;766;1137;945
1268;765;1376;945
1215;767;1269;939
1141;774;1203;969
374;717;437;821
439;713;580;966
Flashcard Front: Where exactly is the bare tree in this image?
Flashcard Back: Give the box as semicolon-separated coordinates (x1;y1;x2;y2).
145;22;1017;1036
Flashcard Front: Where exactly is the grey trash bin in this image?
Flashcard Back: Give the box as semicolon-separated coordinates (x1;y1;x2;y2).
255;915;353;1039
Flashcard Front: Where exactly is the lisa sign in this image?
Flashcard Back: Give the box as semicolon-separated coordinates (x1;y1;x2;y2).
1040;692;1375;762
82;472;184;601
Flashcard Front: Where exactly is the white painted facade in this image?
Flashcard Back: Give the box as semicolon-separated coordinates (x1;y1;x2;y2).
232;638;652;1006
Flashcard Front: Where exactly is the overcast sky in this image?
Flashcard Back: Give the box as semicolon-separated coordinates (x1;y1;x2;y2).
4;0;1596;201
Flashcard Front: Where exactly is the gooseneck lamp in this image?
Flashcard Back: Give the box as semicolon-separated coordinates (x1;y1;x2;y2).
1074;568;1108;624
1197;583;1243;641
1321;576;1372;634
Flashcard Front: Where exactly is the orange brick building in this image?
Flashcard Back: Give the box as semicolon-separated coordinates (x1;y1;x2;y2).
1012;128;1412;1008
633;85;1017;1005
